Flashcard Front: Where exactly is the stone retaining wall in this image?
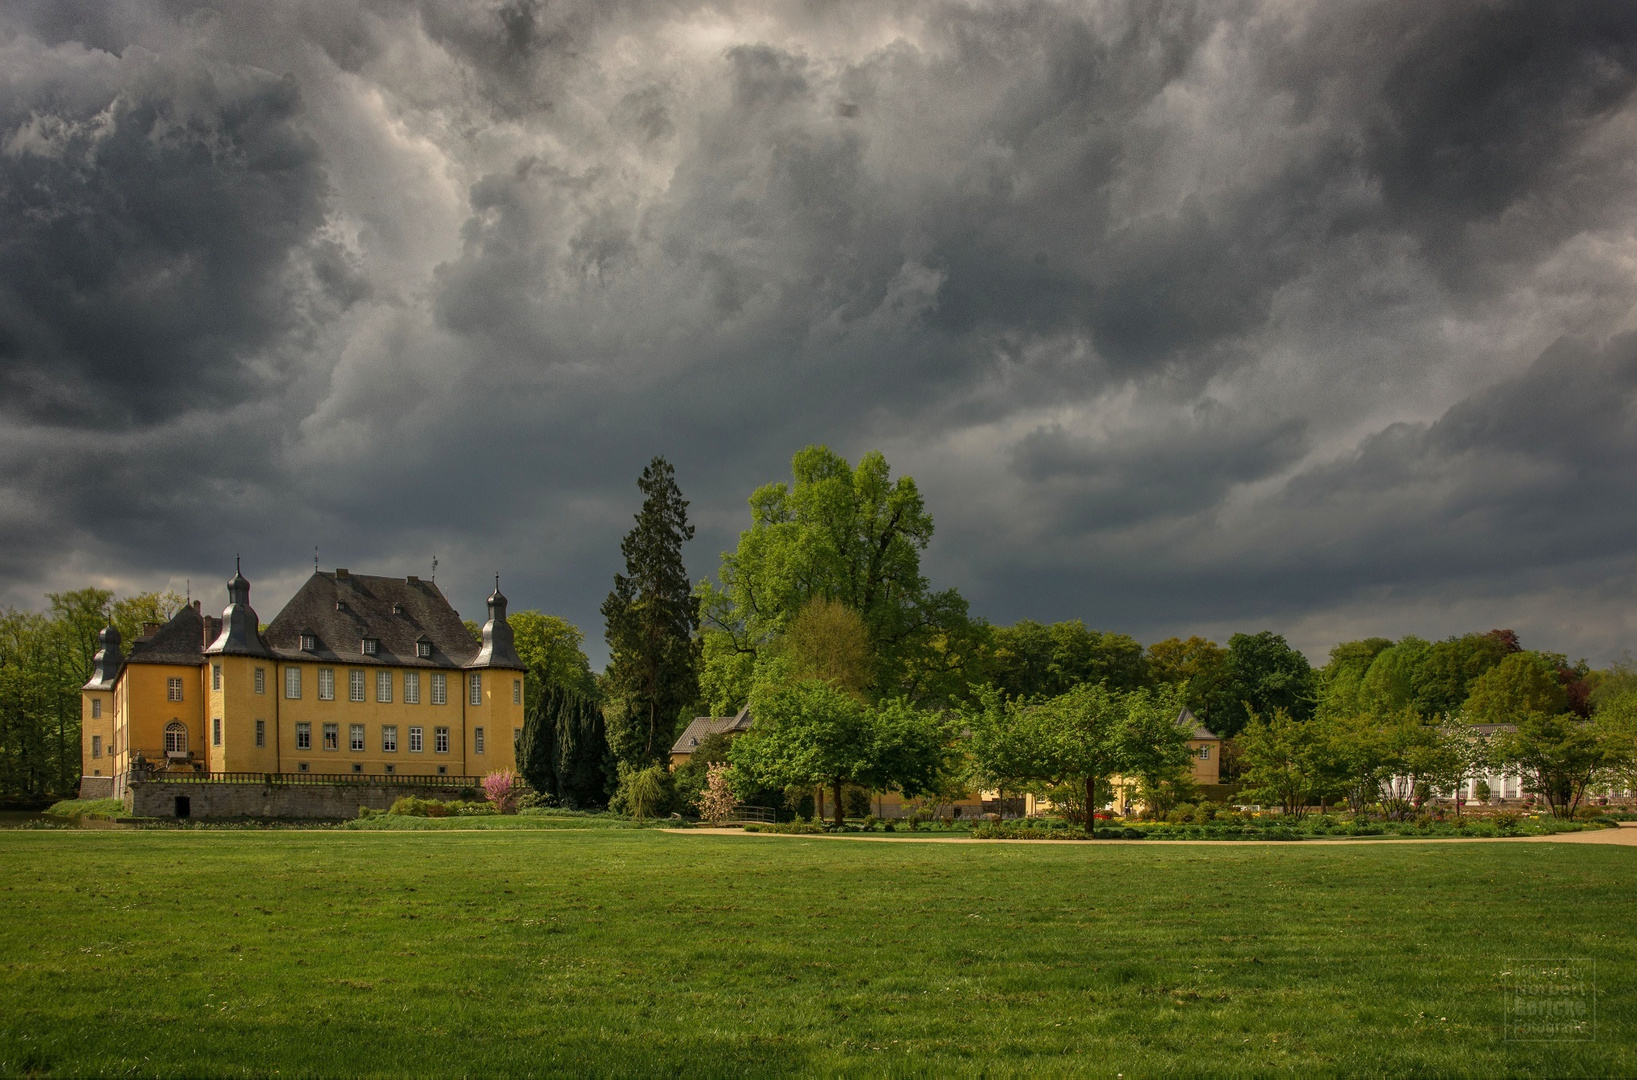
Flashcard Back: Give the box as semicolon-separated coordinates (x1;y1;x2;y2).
78;775;117;800
126;780;476;820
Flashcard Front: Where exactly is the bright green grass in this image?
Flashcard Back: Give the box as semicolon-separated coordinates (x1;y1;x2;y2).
42;798;125;820
1;831;1631;1078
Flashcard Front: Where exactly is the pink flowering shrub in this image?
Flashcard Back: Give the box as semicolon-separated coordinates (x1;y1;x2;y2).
696;763;739;826
482;769;520;814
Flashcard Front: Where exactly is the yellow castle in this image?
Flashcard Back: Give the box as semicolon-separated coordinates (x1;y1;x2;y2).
80;566;526;801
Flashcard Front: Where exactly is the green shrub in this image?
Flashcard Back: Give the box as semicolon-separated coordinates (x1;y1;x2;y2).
742;821;828;835
386;797;492;818
610;764;674;819
516;788;555;811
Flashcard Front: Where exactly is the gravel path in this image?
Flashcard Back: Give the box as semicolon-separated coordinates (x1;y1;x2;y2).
666;821;1637;847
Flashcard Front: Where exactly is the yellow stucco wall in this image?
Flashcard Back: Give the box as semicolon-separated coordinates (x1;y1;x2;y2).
80;690;114;780
208;656;278;773
464;669;523;776
88;652;525;784
275;661;484;778
114;663;206;774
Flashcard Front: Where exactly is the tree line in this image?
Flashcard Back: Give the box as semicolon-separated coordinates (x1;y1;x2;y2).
7;443;1637;817
574;445;1637;821
0;588;185;802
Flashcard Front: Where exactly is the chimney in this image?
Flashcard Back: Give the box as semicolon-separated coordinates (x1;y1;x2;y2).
202;616;222;649
406;575;420;584
140;622;162;640
335;568;349;579
192;600;202;613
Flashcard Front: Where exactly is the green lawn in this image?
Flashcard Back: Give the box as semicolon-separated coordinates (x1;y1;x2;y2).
0;831;1630;1078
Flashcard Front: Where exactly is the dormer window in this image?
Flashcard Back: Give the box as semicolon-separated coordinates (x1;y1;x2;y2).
392;603;405;615
300;634;316;651
362;638;379;656
416;639;432;659
336;601;348;611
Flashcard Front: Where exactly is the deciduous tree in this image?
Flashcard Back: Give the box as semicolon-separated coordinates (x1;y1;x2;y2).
1494;712;1608;819
1215;632;1315;737
698;446;976;707
729;679;950;825
1237;709;1327;819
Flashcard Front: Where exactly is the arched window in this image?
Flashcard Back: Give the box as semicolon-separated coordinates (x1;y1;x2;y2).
164;722;188;755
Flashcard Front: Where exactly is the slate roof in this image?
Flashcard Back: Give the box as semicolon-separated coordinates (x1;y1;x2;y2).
264;571;480;668
205;567;275;658
670;706;754;756
1178;707;1218;740
82;625;124;690
124;604;207;666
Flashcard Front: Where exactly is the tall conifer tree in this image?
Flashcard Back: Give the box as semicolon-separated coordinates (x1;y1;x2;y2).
602;457;701;768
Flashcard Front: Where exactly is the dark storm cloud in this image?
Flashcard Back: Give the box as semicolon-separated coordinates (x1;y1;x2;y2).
0;38;334;426
3;0;1637;666
1013;407;1308;529
1281;332;1637;578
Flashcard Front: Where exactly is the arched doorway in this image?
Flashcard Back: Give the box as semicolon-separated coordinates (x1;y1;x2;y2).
164;722;188;757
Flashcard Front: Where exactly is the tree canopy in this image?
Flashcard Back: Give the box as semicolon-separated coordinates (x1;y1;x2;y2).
965;682;1190;827
699;446;975;708
729;679;951;825
989;620;1147;700
1213;631;1315;737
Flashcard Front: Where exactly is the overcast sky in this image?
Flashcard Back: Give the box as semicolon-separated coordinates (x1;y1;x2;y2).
4;1;1637;668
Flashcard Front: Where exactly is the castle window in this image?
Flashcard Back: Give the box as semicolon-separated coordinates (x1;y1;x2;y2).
434;727;449;754
212;665;222;691
469;673;482;706
385;764;395;775
404;672;420;705
165;722;187;754
474;727;485;755
300;634;316;651
167;678;183;702
349;670;365;702
296;722;311;750
350;724;365;752
298;762;309;773
255;720;265;748
362;638;378;656
437;765;447;775
213;717;222;746
91;699;101;719
323;723;339;750
416;640;432;659
431;673;447;705
514;679;522;705
1197;746;1211;760
352;763;363;773
408;726;423;752
91;735;102;759
382;725;398;753
376;671;392;703
254;667;265;694
285;668;302;700
318;668;335;701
